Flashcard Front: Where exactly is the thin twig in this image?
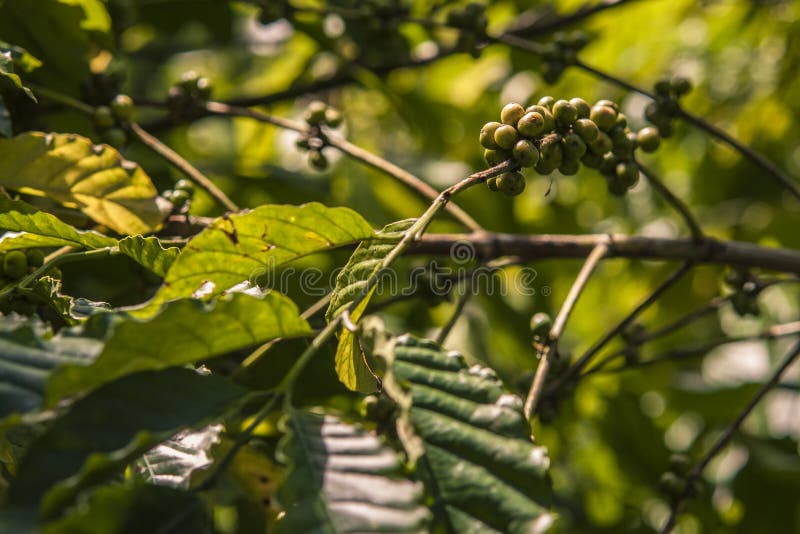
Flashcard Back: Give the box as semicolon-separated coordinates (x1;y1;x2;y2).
127;122;239;212
637;162;704;242
545;261;693;396
203;102;484;232
436;279;472;345
524;240;609;419
660;338;800;533
505;0;636;35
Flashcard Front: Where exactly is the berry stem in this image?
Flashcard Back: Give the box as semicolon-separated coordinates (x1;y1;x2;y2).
637;162;704;241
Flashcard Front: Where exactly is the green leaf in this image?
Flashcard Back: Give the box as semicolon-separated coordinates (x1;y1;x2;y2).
0;41;42;73
275;410;431;533
134;424;221;489
42;482;211;534
327;219;413;392
0;48;35;101
0;197;117;251
46;292;313;403
0;133;164;235
8;368;248;515
380;335;555;533
0;97;11;138
0;315;102;422
140;202;374;314
118;235;180;277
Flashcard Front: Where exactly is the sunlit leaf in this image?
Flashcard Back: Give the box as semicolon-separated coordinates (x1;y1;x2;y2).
118;235;180;277
275;410;431;533
0;133;164;235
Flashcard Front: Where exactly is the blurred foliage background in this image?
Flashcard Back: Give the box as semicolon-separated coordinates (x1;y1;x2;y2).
3;0;800;532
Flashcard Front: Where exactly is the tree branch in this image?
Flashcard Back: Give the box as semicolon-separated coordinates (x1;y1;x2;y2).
637;162;704;242
524;240;609;419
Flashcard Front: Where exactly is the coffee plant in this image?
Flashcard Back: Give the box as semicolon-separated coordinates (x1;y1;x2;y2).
0;1;798;533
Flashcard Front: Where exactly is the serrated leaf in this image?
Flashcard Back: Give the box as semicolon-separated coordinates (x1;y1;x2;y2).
139;202;374;315
118;235;180;277
41;482;211;534
0;133;164;235
327;219;413;392
135;424;222;489
0;315;102;422
46;292;313;403
381;335;555;533
0;197;117;251
275;410;431;533
8;368;248;515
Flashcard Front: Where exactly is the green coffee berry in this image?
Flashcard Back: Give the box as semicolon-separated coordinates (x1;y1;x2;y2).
538;134;564;167
654;79;671;96
614;112;628;129
670;76;692;96
517;112;546;137
569;97;591;119
174;179;195;194
607;175;628;196
102;128;127;147
526;105;556;132
611;131;635;158
170;189;191;206
616;161;640;187
565;30;590;49
480;122;502;149
304;100;328;124
637;127;661;152
552;100;578;128
4;250;27;279
534;158;558;175
658;122;674;138
541;62;565;84
93;106;115;129
537;96;556;109
668;454;691;476
600;153;620;175
179;70;200;89
324;107;343;128
486;176;499;191
484;149;511;166
580;151;604;169
573;118;599;142
559;158;580;176
659;472;686;497
512;139;540;167
562;132;587;159
110;94;135;121
595;99;619;112
588;131;613;154
494;124;519;150
590;105;617;131
195;77;212;100
530;312;552;337
500;103;526;126
25;249;45;268
645;102;664;123
308;149;328;170
49;267;63;280
497;171;526;196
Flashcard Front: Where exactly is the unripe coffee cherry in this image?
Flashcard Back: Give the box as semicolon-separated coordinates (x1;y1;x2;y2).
93;106;115;129
500;103;526;126
4;250;28;279
552;100;578;128
324;107;343;128
530;312;552;338
493;124;519;150
569;97;591;119
174;179;195;195
170;189;191;206
589;105;617;131
654;79;671;96
538;133;563;167
573;118;599;142
658;122;674;138
304;100;328;124
110;94;135;121
484;148;509;166
517;112;546;138
659;472;687;497
588;131;613;154
607;175;628;196
616;161;640;187
668;454;691;476
497;171;526;196
480;122;502;149
535;158;557;175
600;152;620;175
559;158;580;176
562;132;587;159
102;128;127;147
195;77;212;100
486;177;499;191
537;96;555;109
614;112;628;129
670;76;692;96
637;127;661;152
595;99;619;112
580;151;604;169
308;149;328;170
526;105;555;132
512;139;540;167
25;249;45;268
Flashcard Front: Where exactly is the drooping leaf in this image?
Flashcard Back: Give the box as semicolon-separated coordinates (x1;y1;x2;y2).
140;202;374;314
0;315;102;422
0;48;35;101
380;335;555;533
327;219;414;392
0;41;42;73
135;424;222;489
275;410;431;533
46;291;313;403
0;197;117;251
41;482;211;534
0;133;164;235
8;368;248;515
118;235;180;277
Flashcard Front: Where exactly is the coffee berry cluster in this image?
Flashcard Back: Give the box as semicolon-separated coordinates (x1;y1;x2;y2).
723;268;761;317
539;31;591;84
446;2;488;57
167;71;213;120
644;75;692;138
161;179;195;213
0;249;60;284
92;93;135;146
295;100;343;172
481;96;662;197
